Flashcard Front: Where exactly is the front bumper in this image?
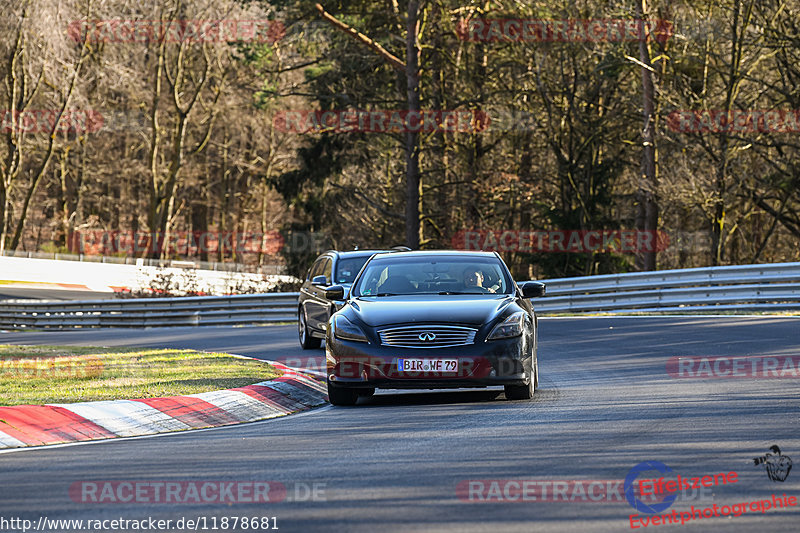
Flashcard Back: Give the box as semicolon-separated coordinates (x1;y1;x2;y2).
326;332;531;390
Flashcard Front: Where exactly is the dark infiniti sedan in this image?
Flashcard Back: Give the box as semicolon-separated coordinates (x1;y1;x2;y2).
323;250;545;405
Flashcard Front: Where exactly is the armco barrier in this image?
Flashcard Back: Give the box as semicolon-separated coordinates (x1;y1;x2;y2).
534;262;800;314
0;293;300;328
1;263;798;329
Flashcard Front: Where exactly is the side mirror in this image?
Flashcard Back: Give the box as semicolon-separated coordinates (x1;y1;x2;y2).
325;285;345;301
520;281;546;299
311;275;328;286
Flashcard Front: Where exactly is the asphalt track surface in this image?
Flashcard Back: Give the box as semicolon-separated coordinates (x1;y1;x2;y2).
1;317;799;532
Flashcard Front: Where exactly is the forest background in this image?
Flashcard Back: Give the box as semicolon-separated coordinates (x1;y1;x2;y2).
2;0;798;280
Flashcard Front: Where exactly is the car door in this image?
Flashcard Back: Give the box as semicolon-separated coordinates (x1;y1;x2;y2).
305;256;332;333
300;256;325;333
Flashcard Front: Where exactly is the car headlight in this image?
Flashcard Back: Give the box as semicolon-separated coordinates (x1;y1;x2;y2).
487;312;525;340
333;315;369;343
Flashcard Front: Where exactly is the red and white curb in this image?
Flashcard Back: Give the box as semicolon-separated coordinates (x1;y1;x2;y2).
0;362;327;449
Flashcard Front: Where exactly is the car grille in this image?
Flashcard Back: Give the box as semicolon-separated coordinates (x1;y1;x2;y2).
378;325;478;348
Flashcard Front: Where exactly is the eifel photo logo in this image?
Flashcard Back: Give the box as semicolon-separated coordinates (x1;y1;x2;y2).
753;445;792;482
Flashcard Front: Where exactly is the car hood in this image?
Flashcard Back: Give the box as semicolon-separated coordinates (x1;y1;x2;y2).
349;294;515;327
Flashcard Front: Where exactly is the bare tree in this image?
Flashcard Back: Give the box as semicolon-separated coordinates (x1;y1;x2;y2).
0;0;92;251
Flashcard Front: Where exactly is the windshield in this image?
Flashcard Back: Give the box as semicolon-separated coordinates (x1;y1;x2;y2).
334;256;371;284
352;256;512;296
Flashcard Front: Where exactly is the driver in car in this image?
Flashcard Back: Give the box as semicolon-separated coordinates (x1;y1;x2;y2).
463;268;496;293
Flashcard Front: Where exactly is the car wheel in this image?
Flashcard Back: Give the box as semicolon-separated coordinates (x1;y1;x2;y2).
505;359;536;400
327;382;359;406
298;307;321;350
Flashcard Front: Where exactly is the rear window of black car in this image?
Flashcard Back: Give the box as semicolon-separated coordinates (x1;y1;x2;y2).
335;256;371;284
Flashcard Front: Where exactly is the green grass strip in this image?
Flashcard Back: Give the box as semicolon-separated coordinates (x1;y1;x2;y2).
0;345;281;406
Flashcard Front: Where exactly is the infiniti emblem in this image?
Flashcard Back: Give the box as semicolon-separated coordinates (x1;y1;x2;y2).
419;332;436;342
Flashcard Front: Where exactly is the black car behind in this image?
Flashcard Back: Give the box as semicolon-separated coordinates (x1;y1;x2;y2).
297;248;404;349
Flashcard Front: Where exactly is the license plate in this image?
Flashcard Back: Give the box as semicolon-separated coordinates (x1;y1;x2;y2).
398;358;458;372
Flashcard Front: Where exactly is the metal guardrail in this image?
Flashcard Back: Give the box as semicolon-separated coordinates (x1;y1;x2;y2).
1;263;798;329
0;293;300;329
535;262;800;314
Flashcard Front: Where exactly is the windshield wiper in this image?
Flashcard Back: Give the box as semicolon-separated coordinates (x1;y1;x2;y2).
374;292;399;297
437;291;485;295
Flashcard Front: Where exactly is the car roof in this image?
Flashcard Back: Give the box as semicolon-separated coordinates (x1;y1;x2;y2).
366;250;498;260
329;249;399;259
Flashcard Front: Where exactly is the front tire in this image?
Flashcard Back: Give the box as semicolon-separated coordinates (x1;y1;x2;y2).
505;358;536;400
298;307;321;350
327;382;359;406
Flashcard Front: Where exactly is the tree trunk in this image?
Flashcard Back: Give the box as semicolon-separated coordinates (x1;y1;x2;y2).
635;0;659;271
404;1;421;249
